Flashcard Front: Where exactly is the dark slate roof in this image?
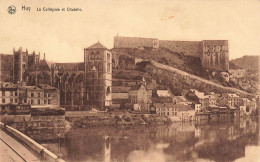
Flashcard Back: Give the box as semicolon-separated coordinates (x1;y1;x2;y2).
28;59;51;71
86;42;108;50
55;62;84;71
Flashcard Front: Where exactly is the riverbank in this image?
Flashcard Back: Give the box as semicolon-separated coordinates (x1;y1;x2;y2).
66;114;172;127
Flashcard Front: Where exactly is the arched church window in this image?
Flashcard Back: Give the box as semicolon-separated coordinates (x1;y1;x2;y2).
88;63;92;71
107;63;110;73
106;86;111;94
96;51;100;60
90;52;95;60
98;63;103;72
107;53;111;62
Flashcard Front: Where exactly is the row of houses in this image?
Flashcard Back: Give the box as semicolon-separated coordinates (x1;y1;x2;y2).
112;79;258;120
111;79;197;120
186;89;257;112
0;82;60;114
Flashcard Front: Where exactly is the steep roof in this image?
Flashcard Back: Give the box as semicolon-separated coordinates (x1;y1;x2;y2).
0;82;16;88
28;59;51;71
55;62;84;71
157;90;171;97
18;86;43;91
193;90;207;99
86;42;108;50
174;96;187;102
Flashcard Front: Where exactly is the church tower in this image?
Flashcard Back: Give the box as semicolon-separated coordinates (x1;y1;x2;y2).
84;42;112;109
13;47;29;83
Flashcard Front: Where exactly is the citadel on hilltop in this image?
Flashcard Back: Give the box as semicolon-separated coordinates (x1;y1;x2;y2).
114;36;229;71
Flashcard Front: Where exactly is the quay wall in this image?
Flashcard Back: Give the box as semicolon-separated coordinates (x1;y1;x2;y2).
66;114;172;127
0;122;65;162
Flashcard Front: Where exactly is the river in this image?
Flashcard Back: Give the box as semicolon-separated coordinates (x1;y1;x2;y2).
24;117;260;162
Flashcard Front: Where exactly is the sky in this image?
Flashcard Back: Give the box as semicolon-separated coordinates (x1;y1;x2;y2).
0;0;260;62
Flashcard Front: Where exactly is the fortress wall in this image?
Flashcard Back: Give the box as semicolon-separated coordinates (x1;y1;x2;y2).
114;36;158;48
113;37;229;71
201;40;229;71
159;40;201;57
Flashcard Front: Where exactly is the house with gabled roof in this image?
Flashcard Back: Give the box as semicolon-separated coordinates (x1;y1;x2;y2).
154;103;195;121
128;84;151;111
152;89;173;103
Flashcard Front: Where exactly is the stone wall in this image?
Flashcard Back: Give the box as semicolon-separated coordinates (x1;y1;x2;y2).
159;40;201;57
114;36;229;71
114;36;159;49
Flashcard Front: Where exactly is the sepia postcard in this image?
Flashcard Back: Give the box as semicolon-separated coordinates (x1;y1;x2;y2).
0;0;259;161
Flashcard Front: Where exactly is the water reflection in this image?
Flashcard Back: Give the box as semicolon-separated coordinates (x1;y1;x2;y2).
30;118;259;162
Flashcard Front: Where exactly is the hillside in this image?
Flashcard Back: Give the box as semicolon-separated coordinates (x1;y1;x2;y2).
111;48;209;79
230;55;259;71
111;50;256;96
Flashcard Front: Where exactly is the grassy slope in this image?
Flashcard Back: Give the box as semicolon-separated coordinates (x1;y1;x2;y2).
111;48;209;79
230;55;259;71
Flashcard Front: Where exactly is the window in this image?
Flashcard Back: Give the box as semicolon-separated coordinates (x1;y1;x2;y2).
15;92;18;96
106;86;111;94
15;99;17;103
31;93;34;97
88;63;92;71
38;99;40;105
44;93;47;97
48;99;51;104
107;63;110;73
2;99;5;103
10;92;13;96
10;98;13;103
246;106;249;112
31;99;34;104
48;94;51;97
107;53;111;62
96;51;100;59
24;99;27;103
90;52;95;60
98;63;103;72
2;106;5;110
38;93;40;97
2;91;5;96
44;100;47;104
